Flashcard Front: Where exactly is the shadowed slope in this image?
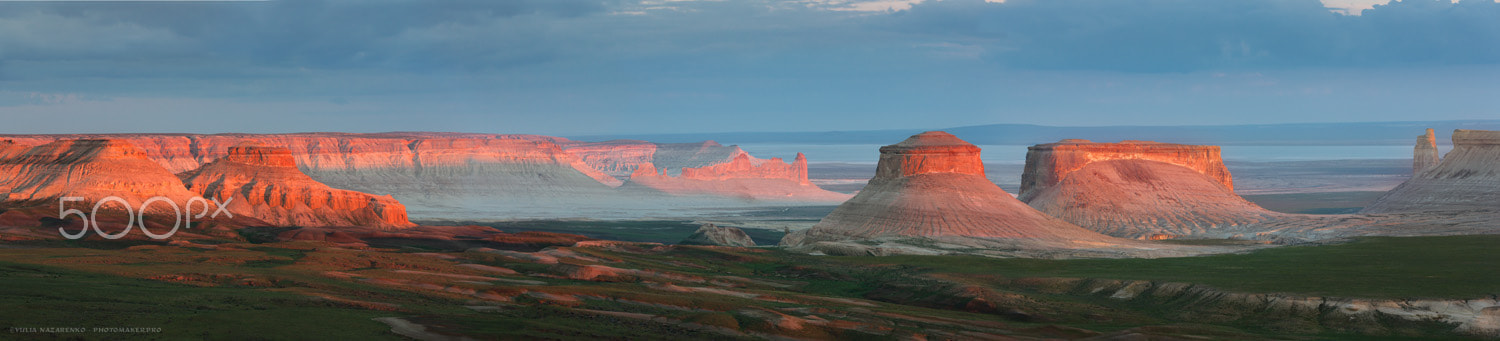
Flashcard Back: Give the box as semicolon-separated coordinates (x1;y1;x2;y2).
1026;159;1277;238
1364;129;1500;214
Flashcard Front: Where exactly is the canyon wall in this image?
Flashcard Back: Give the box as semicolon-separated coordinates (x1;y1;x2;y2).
181;144;414;229
1018;140;1233;202
1363;129;1500;214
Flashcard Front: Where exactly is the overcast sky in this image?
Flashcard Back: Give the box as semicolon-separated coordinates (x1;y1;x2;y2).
0;0;1496;135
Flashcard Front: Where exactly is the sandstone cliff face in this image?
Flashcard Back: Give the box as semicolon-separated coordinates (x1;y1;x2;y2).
1364;129;1500;214
1018;140;1233;202
1414;128;1441;175
0;139;198;209
1019;140;1272;238
787;132;1121;247
181;144;415;229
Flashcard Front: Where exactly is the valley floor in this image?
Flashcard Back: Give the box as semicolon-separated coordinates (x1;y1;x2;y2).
0;234;1495;340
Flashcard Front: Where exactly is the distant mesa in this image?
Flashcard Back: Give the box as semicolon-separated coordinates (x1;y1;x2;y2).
181;144;415;229
783;131;1127;251
1363;129;1500;214
679;223;756;247
1019;139;1274;238
624;151;851;202
565;139;847;203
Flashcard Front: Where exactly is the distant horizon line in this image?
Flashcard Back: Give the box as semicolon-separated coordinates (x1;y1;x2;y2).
2;118;1495;138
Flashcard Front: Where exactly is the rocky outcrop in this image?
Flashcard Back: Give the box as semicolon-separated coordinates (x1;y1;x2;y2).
784;132;1128;249
1018;139;1233;202
1019;140;1276;238
1414;128;1440;175
625;152;848;202
181;144;415;229
680;224;756;247
1363;129;1500;214
0;139;199;208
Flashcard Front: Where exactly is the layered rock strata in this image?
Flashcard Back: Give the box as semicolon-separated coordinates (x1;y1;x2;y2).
181;144;415;229
1019;140;1275;238
1363;129;1500;214
1018;139;1233;202
0;139;198;209
784;132;1123;247
4;133;844;217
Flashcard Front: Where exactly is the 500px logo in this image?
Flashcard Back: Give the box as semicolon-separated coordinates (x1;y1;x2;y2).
56;196;234;240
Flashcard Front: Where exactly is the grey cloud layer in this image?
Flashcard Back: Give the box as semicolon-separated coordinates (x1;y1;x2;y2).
1;0;1495;79
0;0;1496;134
889;0;1500;71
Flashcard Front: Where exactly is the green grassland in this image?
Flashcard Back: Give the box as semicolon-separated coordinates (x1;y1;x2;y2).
0;233;1493;339
433;220;789;246
830;235;1500;299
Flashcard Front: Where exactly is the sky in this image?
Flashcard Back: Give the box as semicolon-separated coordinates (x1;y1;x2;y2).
0;0;1496;136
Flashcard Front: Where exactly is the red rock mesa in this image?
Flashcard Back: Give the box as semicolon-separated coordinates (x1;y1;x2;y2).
1019;140;1274;238
1364;129;1500;214
180;144;415;229
784;131;1115;245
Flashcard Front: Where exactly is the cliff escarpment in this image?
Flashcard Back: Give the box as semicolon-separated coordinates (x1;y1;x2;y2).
4;133;845;219
181;144;415;229
1019;140;1274;238
1364;129;1500;214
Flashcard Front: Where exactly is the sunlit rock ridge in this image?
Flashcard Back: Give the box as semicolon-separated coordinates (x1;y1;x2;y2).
783;131;1143;255
1019;139;1276;239
0;139;198;209
180;144;415;229
1;133;846;219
